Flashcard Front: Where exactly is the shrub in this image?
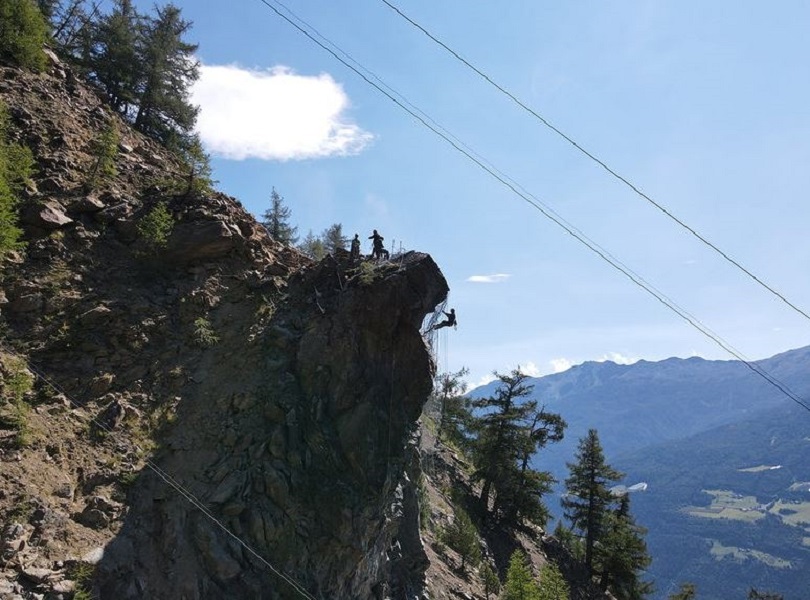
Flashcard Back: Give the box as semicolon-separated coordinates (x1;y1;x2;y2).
86;121;119;190
0;0;48;71
0;100;35;259
137;201;174;252
193;316;218;347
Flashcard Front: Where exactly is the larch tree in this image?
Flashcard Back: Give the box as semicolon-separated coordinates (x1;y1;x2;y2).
84;0;141;114
262;187;298;245
321;222;347;255
298;230;326;261
470;369;565;525
562;428;623;577
595;494;653;599
133;3;199;148
0;0;49;71
501;551;541;600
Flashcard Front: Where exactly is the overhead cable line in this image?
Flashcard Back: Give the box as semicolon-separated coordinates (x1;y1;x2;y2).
379;0;810;325
254;0;810;416
0;343;318;600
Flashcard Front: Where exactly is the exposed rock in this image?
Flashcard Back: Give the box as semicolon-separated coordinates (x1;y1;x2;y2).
19;200;73;229
165;220;239;263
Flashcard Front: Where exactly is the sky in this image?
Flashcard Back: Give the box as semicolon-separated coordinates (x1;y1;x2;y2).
132;0;810;386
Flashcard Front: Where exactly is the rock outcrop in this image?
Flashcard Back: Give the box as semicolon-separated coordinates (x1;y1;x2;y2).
0;57;447;599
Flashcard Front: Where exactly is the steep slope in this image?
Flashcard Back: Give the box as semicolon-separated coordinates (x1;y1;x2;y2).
0;56;448;599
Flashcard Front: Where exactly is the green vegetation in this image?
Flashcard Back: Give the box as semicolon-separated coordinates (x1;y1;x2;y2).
68;561;95;600
480;562;500;599
501;551;541;600
0;352;35;447
709;540;791;569
0;100;35;259
193;316;218;347
297;222;347;259
438;504;481;573
471;369;565;527
262;187;298;245
537;561;570;600
86;119;119;190
136;201;173;251
562;429;623;575
0;0;48;71
178;133;214;196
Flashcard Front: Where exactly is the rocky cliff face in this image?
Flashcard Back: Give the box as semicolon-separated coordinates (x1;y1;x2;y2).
0;56;447;599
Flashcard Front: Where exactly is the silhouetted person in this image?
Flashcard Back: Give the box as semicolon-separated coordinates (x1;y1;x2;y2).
369;229;385;260
349;233;361;265
430;308;457;331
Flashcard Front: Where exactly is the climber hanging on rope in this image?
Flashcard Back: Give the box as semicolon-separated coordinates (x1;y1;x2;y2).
430;308;457;331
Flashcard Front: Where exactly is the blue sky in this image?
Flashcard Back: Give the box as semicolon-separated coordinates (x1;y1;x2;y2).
134;1;810;385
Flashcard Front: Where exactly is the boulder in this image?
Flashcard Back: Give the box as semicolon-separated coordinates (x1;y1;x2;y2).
165;220;240;263
19;201;73;230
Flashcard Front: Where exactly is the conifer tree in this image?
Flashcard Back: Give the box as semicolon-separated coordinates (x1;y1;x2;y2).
562;428;622;577
439;505;481;573
501;551;540;600
262;187;298;245
595;494;653;599
321;222;347;254
298;230;326;260
470;369;564;524
133;3;199;147
434;368;471;448
84;0;141;114
0;0;48;71
536;562;569;600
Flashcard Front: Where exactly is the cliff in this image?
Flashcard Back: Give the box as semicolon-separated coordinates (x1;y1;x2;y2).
0;54;446;599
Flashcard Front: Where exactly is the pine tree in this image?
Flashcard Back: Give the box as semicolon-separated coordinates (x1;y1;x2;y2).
501;551;540;600
0;0;48;71
262;187;298;245
595;494;653;599
562;429;623;577
133;3;199;147
84;0;141;114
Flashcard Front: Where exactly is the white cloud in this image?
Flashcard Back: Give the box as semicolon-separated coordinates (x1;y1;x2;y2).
519;362;542;377
596;352;639;365
550;358;573;373
466;273;511;283
191;64;373;160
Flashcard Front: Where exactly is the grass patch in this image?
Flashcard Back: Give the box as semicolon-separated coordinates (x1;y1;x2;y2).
709;540;792;569
684;489;765;523
768;500;810;528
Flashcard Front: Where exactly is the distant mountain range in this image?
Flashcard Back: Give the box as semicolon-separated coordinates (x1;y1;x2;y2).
470;345;810;599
